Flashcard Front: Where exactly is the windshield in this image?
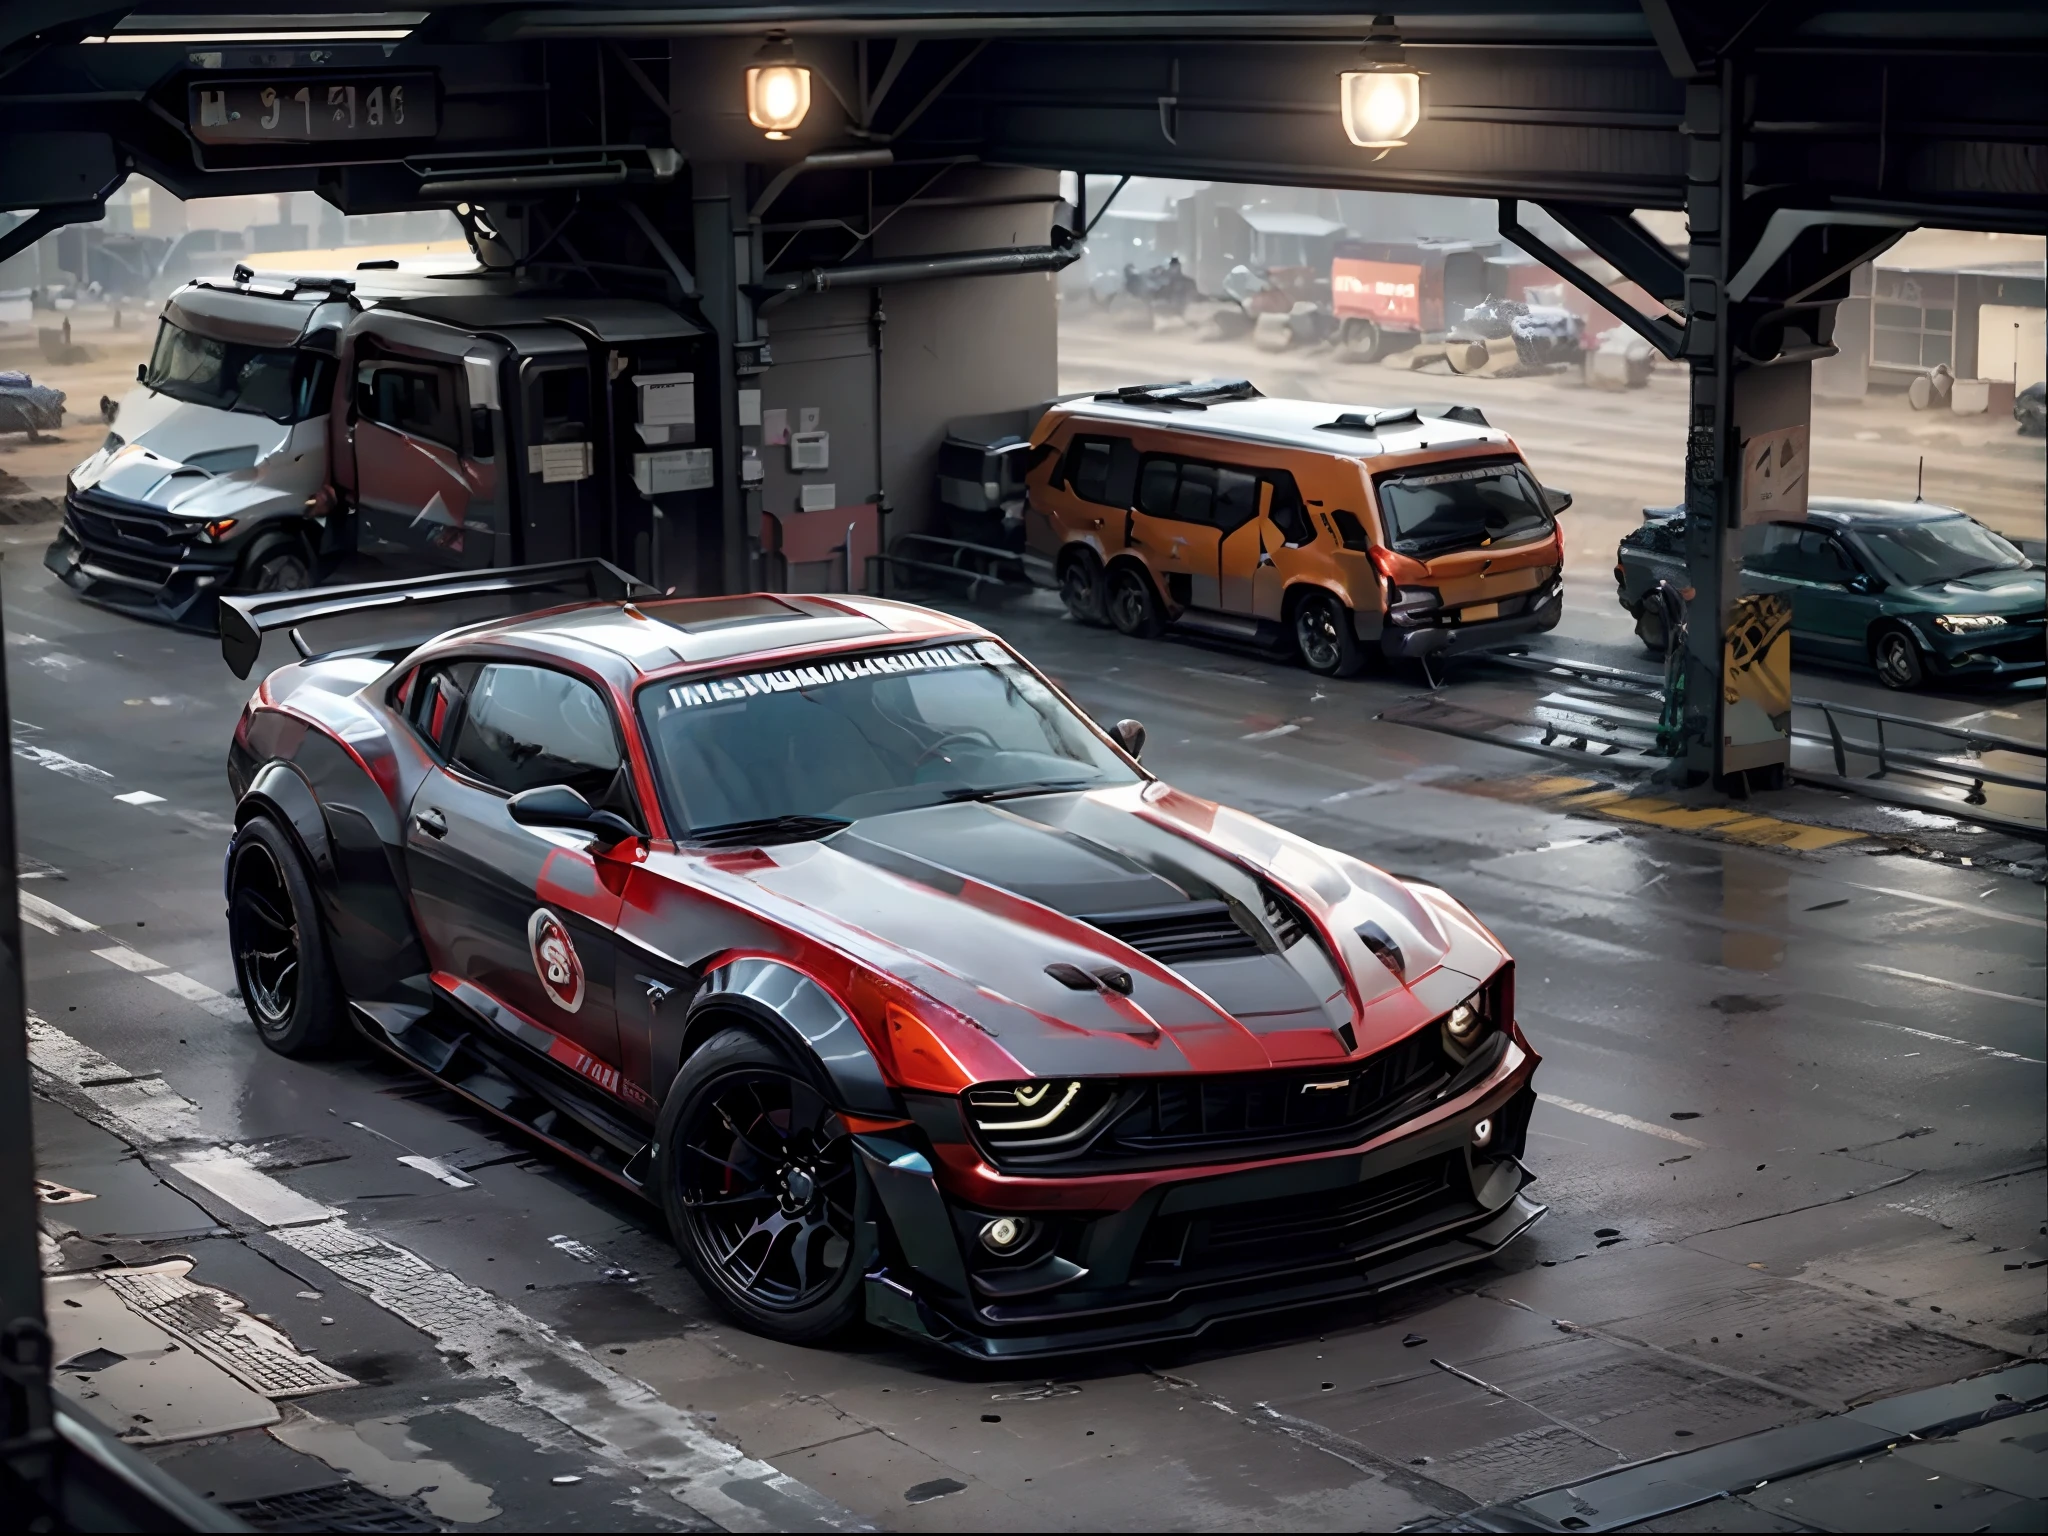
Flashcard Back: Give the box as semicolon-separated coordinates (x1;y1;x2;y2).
1374;458;1553;556
638;641;1139;835
144;319;333;423
1856;517;2028;587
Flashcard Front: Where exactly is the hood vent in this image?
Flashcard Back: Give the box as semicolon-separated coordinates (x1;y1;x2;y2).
1083;901;1260;965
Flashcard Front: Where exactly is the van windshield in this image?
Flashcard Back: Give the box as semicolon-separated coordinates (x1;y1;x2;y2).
637;641;1137;836
143;319;333;424
1374;458;1553;556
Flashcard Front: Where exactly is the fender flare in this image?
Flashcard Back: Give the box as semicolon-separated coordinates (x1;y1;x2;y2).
680;957;898;1117
236;760;334;886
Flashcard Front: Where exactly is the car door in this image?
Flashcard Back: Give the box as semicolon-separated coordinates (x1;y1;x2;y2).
1049;432;1139;561
401;659;637;1084
1218;468;1307;621
352;358;477;566
1794;530;1875;661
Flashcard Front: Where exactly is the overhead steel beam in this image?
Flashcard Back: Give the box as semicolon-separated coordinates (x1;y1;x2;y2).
1501;200;1685;358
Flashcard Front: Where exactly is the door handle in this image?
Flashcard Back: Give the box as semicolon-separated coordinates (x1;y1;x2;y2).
637;975;677;1007
413;808;448;839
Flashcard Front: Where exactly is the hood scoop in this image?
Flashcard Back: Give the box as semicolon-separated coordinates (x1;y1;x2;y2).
1082;902;1261;965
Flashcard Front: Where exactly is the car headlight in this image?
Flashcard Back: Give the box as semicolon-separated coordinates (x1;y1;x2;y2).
1932;614;2007;634
1441;988;1491;1063
965;1079;1118;1158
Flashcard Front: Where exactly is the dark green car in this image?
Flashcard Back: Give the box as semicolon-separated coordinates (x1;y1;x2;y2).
1616;498;2045;691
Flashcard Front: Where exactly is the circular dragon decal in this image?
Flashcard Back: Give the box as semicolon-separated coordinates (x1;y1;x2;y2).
527;907;586;1014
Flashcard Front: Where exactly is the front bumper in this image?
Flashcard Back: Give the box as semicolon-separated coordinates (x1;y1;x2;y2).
1381;585;1564;660
1918;623;2047;681
44;514;236;629
858;1049;1541;1360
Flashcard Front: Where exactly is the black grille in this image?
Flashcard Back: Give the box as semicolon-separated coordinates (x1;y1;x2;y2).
1142;1154;1460;1271
77;545;173;582
1262;883;1311;949
1107;1027;1445;1155
67;496;190;557
1084;901;1260;964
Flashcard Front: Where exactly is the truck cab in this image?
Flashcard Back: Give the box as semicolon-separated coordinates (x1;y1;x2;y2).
48;269;715;627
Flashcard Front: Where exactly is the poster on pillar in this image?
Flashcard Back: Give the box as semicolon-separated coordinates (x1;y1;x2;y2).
1721;592;1793;776
1739;424;1810;524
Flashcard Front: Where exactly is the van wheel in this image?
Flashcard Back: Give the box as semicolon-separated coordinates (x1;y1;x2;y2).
238;537;313;594
1294;592;1366;677
1634;605;1668;655
1106;564;1165;638
1059;550;1109;626
1872;626;1925;690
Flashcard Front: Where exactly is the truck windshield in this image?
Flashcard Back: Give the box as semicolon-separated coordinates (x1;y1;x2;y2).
1374;458;1553;556
1855;517;2027;587
144;319;333;423
637;641;1138;836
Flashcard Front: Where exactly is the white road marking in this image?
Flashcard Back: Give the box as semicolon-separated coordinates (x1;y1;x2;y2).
22;890;100;933
1538;1093;1707;1148
1241;722;1301;741
94;945;164;973
26;1016;867;1532
114;789;167;805
146;970;246;1020
1848;1015;2045;1066
1839;880;2047;931
396;1154;475;1189
1861;964;2044;1008
173;1155;343;1227
12;740;116;784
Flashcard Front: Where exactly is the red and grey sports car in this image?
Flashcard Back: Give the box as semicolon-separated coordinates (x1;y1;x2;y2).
220;562;1542;1358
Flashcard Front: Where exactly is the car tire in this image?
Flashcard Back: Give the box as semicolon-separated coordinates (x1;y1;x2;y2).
1872;626;1925;690
1294;590;1367;677
1105;563;1165;638
238;537;313;594
1058;549;1109;626
227;815;346;1057
656;1027;872;1345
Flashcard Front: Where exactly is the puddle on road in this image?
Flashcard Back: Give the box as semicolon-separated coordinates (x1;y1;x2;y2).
273;1412;502;1524
1720;852;1788;971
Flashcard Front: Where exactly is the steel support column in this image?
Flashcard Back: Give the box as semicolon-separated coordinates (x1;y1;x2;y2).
692;165;750;595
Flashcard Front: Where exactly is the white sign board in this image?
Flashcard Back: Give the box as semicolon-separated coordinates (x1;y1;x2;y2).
632;447;714;497
1739;423;1809;523
528;442;593;483
799;482;837;512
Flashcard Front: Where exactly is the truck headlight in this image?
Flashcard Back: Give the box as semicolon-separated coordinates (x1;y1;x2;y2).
1932;614;2007;634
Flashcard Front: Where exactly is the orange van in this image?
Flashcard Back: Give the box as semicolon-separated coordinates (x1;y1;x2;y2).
1020;380;1569;675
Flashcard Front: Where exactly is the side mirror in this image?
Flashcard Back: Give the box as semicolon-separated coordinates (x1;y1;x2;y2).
1847;572;1878;594
1109;718;1146;759
508;784;639;845
136;363;147;383
1544;486;1574;515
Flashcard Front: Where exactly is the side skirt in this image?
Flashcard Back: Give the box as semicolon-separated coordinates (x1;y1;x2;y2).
349;999;652;1199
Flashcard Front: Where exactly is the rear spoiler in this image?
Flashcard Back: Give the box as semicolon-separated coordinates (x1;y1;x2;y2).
218;559;655;679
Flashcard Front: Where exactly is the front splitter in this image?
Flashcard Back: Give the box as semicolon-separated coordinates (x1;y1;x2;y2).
866;1188;1546;1360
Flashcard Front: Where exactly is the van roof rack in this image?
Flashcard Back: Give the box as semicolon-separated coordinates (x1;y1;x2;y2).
1094;379;1262;410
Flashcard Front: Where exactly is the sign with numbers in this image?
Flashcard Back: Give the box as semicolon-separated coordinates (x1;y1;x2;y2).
188;74;438;145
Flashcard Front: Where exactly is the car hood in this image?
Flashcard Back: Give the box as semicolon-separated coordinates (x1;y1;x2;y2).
69;387;319;518
623;783;1507;1079
1915;566;2044;610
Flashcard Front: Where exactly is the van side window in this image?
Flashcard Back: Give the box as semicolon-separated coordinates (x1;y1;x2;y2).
1136;456;1180;518
360;362;461;451
1067;435;1139;508
1212;466;1260;532
1330;509;1372;552
1266;472;1315;546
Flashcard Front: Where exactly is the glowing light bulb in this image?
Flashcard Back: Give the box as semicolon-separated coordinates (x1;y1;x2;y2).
1339;70;1421;149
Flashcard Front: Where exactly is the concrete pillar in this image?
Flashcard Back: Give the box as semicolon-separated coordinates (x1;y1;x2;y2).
691;164;748;595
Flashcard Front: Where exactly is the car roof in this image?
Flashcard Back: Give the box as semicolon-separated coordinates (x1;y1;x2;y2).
1048;393;1514;461
1805;497;1971;526
434;592;990;680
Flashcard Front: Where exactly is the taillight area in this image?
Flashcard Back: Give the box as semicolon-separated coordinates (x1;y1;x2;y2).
1368;545;1426;582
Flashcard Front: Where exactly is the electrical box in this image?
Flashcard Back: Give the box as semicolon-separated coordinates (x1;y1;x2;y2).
632;447;714;497
632;371;694;445
799;482;837;512
788;430;829;471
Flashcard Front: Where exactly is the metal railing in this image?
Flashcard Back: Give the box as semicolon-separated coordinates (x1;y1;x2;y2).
1808;698;2046;803
864;533;1028;600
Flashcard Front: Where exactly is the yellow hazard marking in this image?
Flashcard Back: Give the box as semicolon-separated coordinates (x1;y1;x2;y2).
1464;774;1865;851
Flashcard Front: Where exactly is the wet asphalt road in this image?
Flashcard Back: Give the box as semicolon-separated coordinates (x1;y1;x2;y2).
6;527;2044;1532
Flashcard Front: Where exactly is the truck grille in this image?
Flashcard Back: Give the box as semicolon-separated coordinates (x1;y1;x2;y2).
67;496;191;558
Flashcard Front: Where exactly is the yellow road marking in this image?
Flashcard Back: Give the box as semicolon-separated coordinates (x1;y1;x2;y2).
1463;773;1866;851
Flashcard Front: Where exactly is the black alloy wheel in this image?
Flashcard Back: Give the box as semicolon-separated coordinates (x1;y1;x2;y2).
1294;590;1366;676
227;816;344;1056
1105;563;1165;637
1059;551;1108;626
659;1029;870;1343
1873;627;1925;690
